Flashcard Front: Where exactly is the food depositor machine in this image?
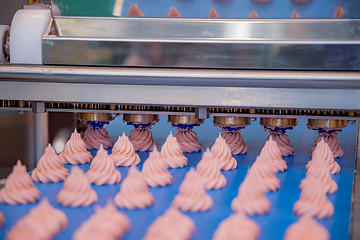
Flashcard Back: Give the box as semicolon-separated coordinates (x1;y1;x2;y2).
0;1;359;238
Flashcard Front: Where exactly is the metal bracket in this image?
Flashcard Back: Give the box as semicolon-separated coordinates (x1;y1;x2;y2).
31;101;47;113
195;107;210;120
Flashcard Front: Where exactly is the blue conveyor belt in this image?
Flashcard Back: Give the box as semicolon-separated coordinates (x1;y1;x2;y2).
54;0;360;18
0;117;356;239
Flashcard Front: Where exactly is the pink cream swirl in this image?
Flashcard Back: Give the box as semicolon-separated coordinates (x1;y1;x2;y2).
250;11;259;18
249;156;280;192
143;208;195;240
83;127;113;150
0;211;4;227
142;147;173;187
292;0;312;3
210;133;237;170
32;143;69;183
6;198;67;240
209;7;220;18
267;132;294;156
294;180;334;219
161;132;188;168
109;132;140;167
175;128;202;153
59;129;93;164
260;136;287;172
291;9;301;18
300;155;338;194
212;213;260;240
115;166;154;209
73;201;130;240
311;133;343;158
334;6;345;18
196;148;226;190
231;172;271;215
172;168;213;212
221;129;247;155
307;139;340;174
128;3;144;17
252;0;272;3
284;216;330;240
167;7;182;17
57;166;98;207
0;160;40;205
85;145;121;185
129;128;157;151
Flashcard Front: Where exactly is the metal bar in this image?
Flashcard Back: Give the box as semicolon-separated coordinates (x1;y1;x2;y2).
0;80;360;110
0;107;358;120
33;112;48;165
1;65;360;89
42;18;360;70
350;122;360;240
53;17;360;42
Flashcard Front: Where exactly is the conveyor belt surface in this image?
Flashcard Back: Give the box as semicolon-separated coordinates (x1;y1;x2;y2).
54;0;360;18
0;117;356;239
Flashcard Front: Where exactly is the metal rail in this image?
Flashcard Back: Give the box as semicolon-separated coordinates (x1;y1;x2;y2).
1;65;357;128
1;65;360;88
1;65;360;110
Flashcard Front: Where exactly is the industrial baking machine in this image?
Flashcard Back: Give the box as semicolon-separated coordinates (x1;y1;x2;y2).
0;1;359;239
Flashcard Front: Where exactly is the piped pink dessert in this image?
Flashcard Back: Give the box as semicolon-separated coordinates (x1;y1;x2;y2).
142;147;173;187
172;168;213;212
109;132;140;167
311;132;343;158
0;160;40;205
292;0;312;3
231;172;271;215
143;208;195;240
221;129;247;155
284;216;330;240
252;0;272;3
129;127;157;151
291;9;301;18
6;198;67;240
250;11;259;18
32;143;69;183
161;132;188;168
175;128;202;153
260;137;287;172
209;7;220;18
57;166;98;207
115;166;154;209
211;133;237;170
307;139;340;174
168;7;182;17
59;128;93;164
294;180;334;218
0;211;4;227
300;155;338;194
249;156;280;192
128;3;144;17
83;127;113;150
196;148;226;189
334;6;345;18
213;213;260;240
266;131;294;156
86;145;121;185
73;201;130;240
